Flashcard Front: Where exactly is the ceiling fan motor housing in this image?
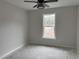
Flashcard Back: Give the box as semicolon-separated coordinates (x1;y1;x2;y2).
38;0;44;3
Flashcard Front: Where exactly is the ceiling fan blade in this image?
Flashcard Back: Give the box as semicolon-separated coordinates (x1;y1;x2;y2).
33;5;38;8
44;0;58;3
24;1;37;3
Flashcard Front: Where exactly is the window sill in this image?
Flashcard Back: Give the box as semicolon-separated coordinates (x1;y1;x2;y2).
42;37;56;40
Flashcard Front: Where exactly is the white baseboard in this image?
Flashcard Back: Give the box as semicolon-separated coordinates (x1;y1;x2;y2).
0;44;24;59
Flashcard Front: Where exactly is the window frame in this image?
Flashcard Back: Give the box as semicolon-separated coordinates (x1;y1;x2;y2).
42;13;56;39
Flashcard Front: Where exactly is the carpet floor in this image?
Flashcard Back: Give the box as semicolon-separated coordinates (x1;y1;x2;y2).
3;45;77;59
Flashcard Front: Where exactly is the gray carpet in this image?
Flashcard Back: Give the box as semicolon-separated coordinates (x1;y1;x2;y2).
3;45;77;59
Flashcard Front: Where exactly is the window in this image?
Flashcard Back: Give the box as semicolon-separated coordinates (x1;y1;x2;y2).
43;14;56;39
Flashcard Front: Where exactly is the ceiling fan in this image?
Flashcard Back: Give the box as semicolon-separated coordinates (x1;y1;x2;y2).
24;0;58;9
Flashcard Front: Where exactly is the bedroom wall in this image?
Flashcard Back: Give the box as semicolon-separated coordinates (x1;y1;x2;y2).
28;6;77;48
0;0;29;57
77;6;79;58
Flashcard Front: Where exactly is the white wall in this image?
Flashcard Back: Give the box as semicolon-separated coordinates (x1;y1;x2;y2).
77;6;79;58
29;6;77;48
0;0;28;57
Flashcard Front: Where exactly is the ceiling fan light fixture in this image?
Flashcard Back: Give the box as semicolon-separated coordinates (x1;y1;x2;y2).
38;6;45;9
37;3;45;9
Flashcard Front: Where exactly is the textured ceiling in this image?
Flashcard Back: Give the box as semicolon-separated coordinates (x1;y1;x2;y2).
3;0;79;10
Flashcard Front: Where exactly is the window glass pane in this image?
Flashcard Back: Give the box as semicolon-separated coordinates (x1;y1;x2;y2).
43;14;55;27
43;27;55;39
